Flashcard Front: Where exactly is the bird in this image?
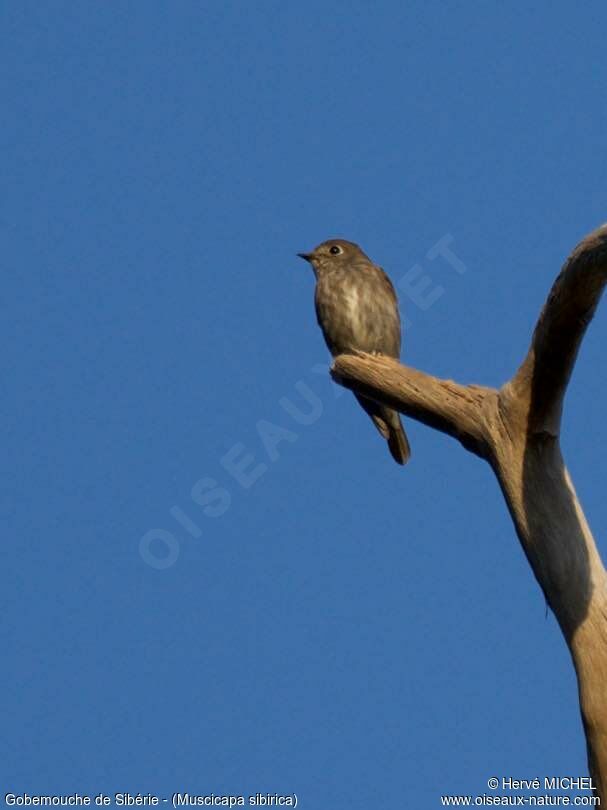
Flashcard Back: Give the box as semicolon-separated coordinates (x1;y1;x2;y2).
298;238;411;465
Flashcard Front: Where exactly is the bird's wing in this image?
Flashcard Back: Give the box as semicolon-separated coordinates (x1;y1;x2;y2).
376;265;401;355
376;266;398;305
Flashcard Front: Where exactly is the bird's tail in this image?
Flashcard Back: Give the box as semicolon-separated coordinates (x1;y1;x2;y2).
387;419;411;466
355;395;411;466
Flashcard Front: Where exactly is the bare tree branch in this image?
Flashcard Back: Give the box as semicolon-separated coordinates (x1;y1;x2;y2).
328;224;607;800
331;353;493;457
512;223;607;435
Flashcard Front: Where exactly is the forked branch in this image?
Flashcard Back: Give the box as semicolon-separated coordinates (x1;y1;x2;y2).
330;224;607;799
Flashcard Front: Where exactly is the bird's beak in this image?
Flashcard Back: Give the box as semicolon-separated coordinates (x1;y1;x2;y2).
297;252;313;262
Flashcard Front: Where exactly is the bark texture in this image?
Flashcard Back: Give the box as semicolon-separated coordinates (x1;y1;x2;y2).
331;224;607;798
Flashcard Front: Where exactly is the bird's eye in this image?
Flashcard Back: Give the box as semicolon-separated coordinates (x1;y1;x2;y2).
329;245;342;255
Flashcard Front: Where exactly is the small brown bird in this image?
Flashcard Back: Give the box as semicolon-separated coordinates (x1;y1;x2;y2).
298;238;411;465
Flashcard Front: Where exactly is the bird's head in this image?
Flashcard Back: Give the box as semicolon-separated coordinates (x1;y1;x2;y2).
297;239;369;274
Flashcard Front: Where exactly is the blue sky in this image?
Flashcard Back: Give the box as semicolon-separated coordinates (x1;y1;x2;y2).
3;2;607;807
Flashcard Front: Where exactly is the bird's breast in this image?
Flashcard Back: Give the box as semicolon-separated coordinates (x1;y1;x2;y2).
314;267;401;357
